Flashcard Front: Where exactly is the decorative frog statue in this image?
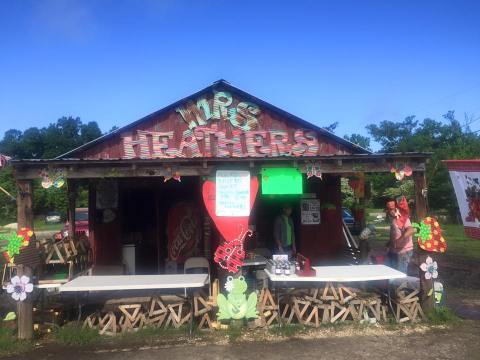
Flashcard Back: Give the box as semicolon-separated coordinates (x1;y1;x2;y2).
216;276;258;320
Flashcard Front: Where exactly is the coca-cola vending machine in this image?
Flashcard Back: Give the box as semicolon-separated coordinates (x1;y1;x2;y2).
167;201;202;265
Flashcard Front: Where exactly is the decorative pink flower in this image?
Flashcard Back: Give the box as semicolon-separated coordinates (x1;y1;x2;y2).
6;276;33;301
420;256;438;280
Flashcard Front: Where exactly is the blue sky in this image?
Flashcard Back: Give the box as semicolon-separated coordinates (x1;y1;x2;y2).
1;0;479;150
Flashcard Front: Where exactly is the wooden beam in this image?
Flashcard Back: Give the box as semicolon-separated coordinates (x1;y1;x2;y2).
16;180;34;340
13;161;427;179
67;179;77;238
413;172;427;219
413;172;434;313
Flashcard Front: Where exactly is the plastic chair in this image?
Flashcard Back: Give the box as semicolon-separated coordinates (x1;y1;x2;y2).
184;257;211;296
255;270;269;290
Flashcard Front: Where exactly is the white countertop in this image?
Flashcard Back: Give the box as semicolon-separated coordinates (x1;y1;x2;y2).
265;264;406;283
59;274;209;292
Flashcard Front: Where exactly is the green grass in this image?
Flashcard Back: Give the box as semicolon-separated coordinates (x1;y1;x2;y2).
53;324;198;348
369;222;480;260
425;306;462;325
268;324;306;337
366;208;384;222
0;218;62;232
116;324;194;344
441;224;480;258
53;325;101;346
0;326;32;356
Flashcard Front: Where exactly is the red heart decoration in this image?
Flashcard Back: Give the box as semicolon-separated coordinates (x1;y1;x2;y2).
202;176;259;242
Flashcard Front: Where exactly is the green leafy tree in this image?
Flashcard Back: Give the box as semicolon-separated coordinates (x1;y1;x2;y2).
366;111;480;219
343;133;371;151
0;117;104;224
324;122;339;133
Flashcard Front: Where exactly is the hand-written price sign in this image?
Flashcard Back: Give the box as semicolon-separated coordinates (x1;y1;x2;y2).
215;170;251;217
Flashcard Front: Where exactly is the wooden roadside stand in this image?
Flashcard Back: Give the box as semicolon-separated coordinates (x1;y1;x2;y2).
413;171;435;312
9;80;436;335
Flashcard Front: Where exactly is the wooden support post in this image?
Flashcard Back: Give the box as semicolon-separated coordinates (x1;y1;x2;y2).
413;172;427;219
16;180;34;340
413;172;434;312
67;179;77;238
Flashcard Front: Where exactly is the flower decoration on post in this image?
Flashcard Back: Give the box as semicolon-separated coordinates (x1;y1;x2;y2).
420;256;438;280
6;275;33;302
390;164;412;181
305;161;322;179
163;168;181;182
39;169;65;189
412;217;447;253
0;227;33;264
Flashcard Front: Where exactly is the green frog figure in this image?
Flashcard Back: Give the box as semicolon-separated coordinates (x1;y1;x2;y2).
217;276;258;320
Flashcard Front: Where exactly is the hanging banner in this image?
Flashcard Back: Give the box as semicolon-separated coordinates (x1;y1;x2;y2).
445;160;480;239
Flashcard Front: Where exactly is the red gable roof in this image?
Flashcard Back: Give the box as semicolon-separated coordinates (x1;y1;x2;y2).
58;80;369;160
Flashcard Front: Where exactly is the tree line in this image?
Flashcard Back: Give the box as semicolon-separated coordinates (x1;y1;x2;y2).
344;111;480;219
1;111;479;224
0;117;103;223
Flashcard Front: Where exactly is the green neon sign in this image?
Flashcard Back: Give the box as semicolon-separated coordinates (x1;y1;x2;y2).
261;167;303;195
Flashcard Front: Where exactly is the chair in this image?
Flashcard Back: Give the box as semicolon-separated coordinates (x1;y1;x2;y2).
184;257;211;296
254;248;272;258
256;270;269;290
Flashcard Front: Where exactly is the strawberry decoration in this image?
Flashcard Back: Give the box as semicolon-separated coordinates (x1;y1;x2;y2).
390;164;413;181
0;227;34;264
412;217;447;253
202;174;259;273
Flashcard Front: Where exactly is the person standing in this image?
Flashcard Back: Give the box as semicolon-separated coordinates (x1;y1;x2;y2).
274;204;296;257
385;197;414;274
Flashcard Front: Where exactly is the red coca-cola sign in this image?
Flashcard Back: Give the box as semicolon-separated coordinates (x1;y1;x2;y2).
167;202;201;263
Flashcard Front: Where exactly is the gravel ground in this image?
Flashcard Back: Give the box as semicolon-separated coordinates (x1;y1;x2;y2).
7;321;480;360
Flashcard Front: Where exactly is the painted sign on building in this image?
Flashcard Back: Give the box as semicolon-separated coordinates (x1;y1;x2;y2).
121;90;321;159
175;91;260;132
122;127;320;159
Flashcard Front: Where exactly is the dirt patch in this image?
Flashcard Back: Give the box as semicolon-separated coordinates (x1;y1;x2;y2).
6;321;480;360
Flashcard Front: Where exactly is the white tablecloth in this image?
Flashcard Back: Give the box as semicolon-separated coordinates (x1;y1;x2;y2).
59;274;208;292
265;265;406;283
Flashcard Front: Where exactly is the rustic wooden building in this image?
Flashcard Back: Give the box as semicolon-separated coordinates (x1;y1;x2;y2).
12;80;430;273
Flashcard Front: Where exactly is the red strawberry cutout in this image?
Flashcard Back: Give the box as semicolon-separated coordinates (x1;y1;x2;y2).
202;176;258;242
413;217;447;253
202;175;258;273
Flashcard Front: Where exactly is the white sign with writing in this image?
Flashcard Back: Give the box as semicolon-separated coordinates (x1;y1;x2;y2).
215;170;251;217
301;198;321;225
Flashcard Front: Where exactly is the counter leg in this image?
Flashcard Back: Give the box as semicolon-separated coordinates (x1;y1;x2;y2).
387;280;394;319
275;283;282;327
189;289;194;337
